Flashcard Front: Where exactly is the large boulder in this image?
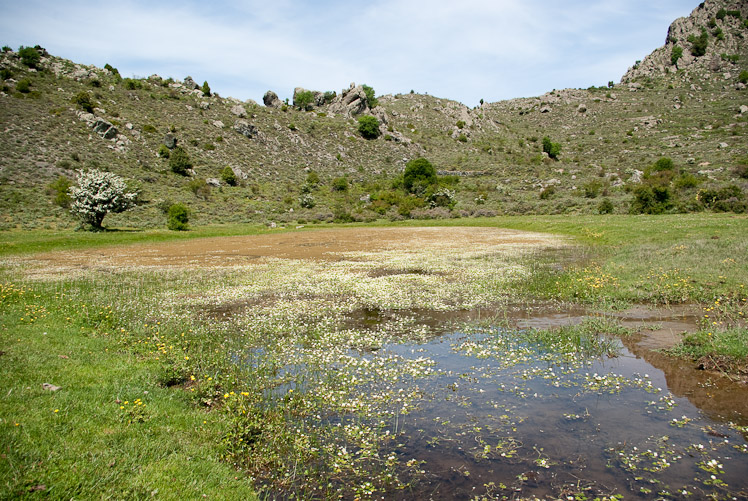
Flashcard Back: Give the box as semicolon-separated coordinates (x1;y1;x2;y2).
234;119;258;139
183;76;199;90
230;104;247;118
263;90;282;108
92;119;118;139
163;134;178;149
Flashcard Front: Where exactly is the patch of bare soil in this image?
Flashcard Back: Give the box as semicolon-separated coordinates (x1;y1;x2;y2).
19;227;564;273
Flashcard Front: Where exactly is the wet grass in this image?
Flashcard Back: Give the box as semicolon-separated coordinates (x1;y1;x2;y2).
1;215;748;498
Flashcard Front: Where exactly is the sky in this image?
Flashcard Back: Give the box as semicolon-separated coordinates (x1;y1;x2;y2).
0;0;698;106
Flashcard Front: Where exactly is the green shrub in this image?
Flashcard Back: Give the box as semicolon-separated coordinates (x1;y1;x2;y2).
357;115;380;139
674;173;700;190
72;91;96;113
331;177;349;192
18;46;40;68
539;186;555;200
104;63;120;78
362;84;378;108
630;185;673;214
294;90;314;110
201;81;211;97
457;134;468;143
46;176;72;208
323;91;336;103
739;71;748;84
15;78;31;93
542;136;561;160
583;180;602;199
157;145;170;158
651;157;675;172
123;78;142;90
168;147;192;175
167;203;189;231
143;124;157;134
687;28;708;57
221;166;237;186
0;67;11;80
404;158;437;194
671;45;683;65
187;179;210;199
202;142;215;151
456;120;466;129
598;198;614;214
716;8;726;20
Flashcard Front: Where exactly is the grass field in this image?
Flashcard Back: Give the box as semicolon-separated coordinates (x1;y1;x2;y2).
1;214;746;498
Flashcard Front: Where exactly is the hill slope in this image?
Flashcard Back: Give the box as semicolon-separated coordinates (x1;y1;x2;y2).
0;0;747;230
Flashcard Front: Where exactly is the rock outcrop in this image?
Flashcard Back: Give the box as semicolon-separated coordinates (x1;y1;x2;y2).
263;90;282;108
621;0;748;83
234;119;259;139
328;83;370;117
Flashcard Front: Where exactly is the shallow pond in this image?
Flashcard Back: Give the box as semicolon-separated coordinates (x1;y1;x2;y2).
335;307;748;500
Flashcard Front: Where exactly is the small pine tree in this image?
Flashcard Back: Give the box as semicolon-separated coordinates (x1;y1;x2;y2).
201;81;211;97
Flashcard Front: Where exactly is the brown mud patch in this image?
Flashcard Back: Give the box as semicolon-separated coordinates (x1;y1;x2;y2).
19;227;564;274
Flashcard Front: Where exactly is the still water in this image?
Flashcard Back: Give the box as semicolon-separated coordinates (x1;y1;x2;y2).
360;307;748;500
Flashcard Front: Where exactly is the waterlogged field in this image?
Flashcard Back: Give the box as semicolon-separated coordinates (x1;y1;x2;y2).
1;221;747;500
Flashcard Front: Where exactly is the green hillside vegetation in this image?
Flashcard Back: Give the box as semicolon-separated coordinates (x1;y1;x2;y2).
0;3;747;231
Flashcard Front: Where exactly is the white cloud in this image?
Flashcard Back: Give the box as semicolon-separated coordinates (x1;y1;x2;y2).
0;0;697;104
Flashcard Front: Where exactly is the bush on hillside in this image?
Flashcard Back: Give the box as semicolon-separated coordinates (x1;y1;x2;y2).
671;45;683;65
18;46;40;68
739;71;748;84
362;84;378;108
598;198;615;214
15;78;31;93
687;29;708;57
294;90;314;110
167;203;189;230
72;91;96;113
221;166;237;186
169;147;192;175
46;176;72;208
629;185;673;214
158;145;170;158
332;176;348;192
357;115;381;139
404;158;437;194
69;169;138;230
542;136;561;160
201;81;211;97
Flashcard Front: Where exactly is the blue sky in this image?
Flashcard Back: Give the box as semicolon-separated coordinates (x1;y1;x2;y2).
1;0;697;105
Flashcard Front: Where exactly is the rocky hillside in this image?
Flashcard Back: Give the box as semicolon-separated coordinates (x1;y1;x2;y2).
0;0;746;230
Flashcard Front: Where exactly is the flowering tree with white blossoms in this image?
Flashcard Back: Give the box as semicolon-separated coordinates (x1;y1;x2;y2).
69;169;138;230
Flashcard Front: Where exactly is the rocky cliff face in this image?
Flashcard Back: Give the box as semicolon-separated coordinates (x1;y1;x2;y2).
622;0;748;84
